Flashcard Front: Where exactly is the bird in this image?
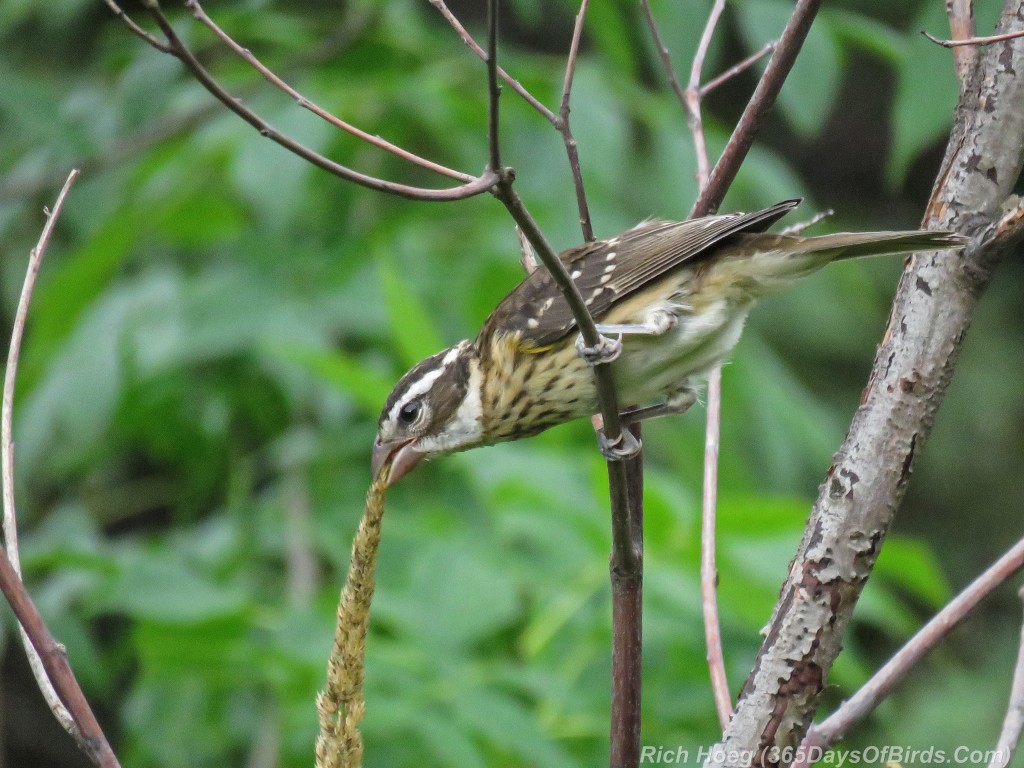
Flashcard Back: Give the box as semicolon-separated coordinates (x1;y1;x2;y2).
372;199;966;485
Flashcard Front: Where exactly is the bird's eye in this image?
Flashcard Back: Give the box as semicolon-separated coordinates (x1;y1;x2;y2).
398;400;422;426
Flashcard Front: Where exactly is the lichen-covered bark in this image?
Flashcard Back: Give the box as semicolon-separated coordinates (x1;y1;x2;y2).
706;3;1024;765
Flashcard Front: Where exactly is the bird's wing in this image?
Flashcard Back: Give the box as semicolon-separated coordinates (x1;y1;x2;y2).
483;199;801;350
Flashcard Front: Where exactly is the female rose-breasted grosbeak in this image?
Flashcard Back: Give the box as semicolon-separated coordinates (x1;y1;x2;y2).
373;199;965;485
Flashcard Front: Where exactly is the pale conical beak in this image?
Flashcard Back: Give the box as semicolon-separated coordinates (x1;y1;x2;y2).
372;436;427;486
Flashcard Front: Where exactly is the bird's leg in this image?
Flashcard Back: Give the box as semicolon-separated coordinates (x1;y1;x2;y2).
576;309;674;365
619;384;699;426
594;309;677;337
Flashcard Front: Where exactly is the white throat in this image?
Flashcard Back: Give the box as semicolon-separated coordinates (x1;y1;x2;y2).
417;358;484;455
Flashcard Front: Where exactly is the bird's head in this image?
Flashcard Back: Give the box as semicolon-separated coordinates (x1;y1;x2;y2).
372;340;484;485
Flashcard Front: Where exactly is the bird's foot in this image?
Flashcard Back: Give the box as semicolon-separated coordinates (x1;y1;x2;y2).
575;332;622;365
597;427;642;460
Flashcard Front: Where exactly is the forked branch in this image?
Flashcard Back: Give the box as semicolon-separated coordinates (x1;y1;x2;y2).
103;0;498;201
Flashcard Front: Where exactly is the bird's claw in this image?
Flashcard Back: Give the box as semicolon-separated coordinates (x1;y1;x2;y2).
597;428;642;460
575;333;622;365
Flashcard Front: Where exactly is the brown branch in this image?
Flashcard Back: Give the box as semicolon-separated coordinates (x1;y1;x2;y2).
708;3;1024;762
795;536;1024;763
700;43;777;98
427;0;558;124
559;0;595;242
922;27;1024;48
108;0;498;201
691;0;825;218
3;171;81;742
477;6;644;765
185;0;473;183
684;1;734;732
990;584;1024;768
700;366;731;731
0;171;122;768
100;0;171;52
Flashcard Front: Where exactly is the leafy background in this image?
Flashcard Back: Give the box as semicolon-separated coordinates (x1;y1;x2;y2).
1;0;1023;766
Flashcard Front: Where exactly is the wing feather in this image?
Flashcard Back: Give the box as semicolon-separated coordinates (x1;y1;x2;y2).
482;199;801;350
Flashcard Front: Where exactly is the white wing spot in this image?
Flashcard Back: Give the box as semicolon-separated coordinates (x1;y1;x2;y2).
607;237;619;246
605;251;617;261
540;298;555;311
571;269;582;279
603;263;616;273
526;318;539;328
600;273;612;284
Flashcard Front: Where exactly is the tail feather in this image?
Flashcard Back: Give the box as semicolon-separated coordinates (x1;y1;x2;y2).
788;230;968;262
714;229;968;295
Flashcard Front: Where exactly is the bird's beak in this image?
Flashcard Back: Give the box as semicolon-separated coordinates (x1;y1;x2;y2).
371;436;427;486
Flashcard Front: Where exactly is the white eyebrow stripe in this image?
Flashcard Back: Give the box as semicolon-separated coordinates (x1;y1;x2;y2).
386;342;467;424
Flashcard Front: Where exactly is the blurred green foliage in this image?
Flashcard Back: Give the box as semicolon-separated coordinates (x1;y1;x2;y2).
1;0;1023;766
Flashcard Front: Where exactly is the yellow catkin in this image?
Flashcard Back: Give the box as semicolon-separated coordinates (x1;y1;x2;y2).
315;475;389;768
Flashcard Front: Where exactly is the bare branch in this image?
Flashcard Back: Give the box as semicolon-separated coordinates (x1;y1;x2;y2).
701;43;777;97
185;0;473;183
427;0;558;124
485;0;502;175
101;0;171;52
710;3;1024;760
110;0;498;201
700;368;731;731
796;536;1024;761
559;0;595;242
990;584;1024;768
3;170;80;742
692;0;825;218
922;27;1024;48
0;171;121;768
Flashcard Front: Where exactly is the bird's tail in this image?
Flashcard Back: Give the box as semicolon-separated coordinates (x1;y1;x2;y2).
790;230;968;262
712;229;967;296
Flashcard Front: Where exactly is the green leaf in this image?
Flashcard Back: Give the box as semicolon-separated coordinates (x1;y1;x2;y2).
734;0;841;138
378;256;445;367
269;343;392;413
874;535;951;608
92;550;248;624
888;2;958;187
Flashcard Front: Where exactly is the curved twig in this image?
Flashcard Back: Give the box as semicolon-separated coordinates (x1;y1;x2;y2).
0;171;122;768
185;0;473;183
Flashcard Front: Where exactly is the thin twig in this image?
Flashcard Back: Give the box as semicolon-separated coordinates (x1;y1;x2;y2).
0;170;122;768
428;0;558;124
685;0;727;186
989;584;1024;768
185;0;473;183
700;369;731;731
485;0;502;176
124;0;497;202
689;0;734;730
101;0;172;52
796;536;1024;761
701;42;777;97
642;0;734;730
692;0;825;218
922;27;1024;48
3;170;81;741
643;0;692;148
779;208;833;236
559;0;595;242
478;3;641;761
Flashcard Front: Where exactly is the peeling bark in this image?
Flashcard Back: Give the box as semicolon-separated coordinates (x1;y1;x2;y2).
706;2;1024;765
